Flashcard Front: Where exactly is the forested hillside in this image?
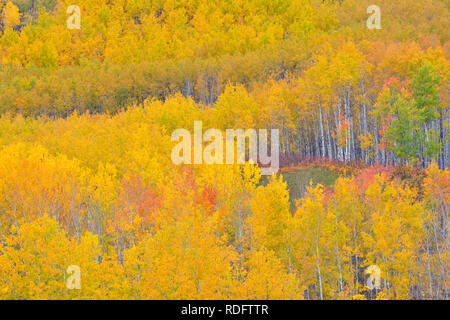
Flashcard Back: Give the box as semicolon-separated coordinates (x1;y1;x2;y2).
1;0;449;167
0;0;448;300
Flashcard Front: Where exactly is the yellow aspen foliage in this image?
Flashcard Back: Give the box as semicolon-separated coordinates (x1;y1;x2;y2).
248;175;292;264
239;248;304;300
1;2;20;29
0;216;98;299
123;209;239;299
291;183;334;299
361;174;425;299
0;0;447;300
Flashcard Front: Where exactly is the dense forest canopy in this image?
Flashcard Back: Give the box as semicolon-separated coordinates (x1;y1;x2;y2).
0;0;448;167
0;0;448;300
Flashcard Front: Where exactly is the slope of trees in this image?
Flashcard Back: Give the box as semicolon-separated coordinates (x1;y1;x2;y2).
0;0;448;167
0;102;448;299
